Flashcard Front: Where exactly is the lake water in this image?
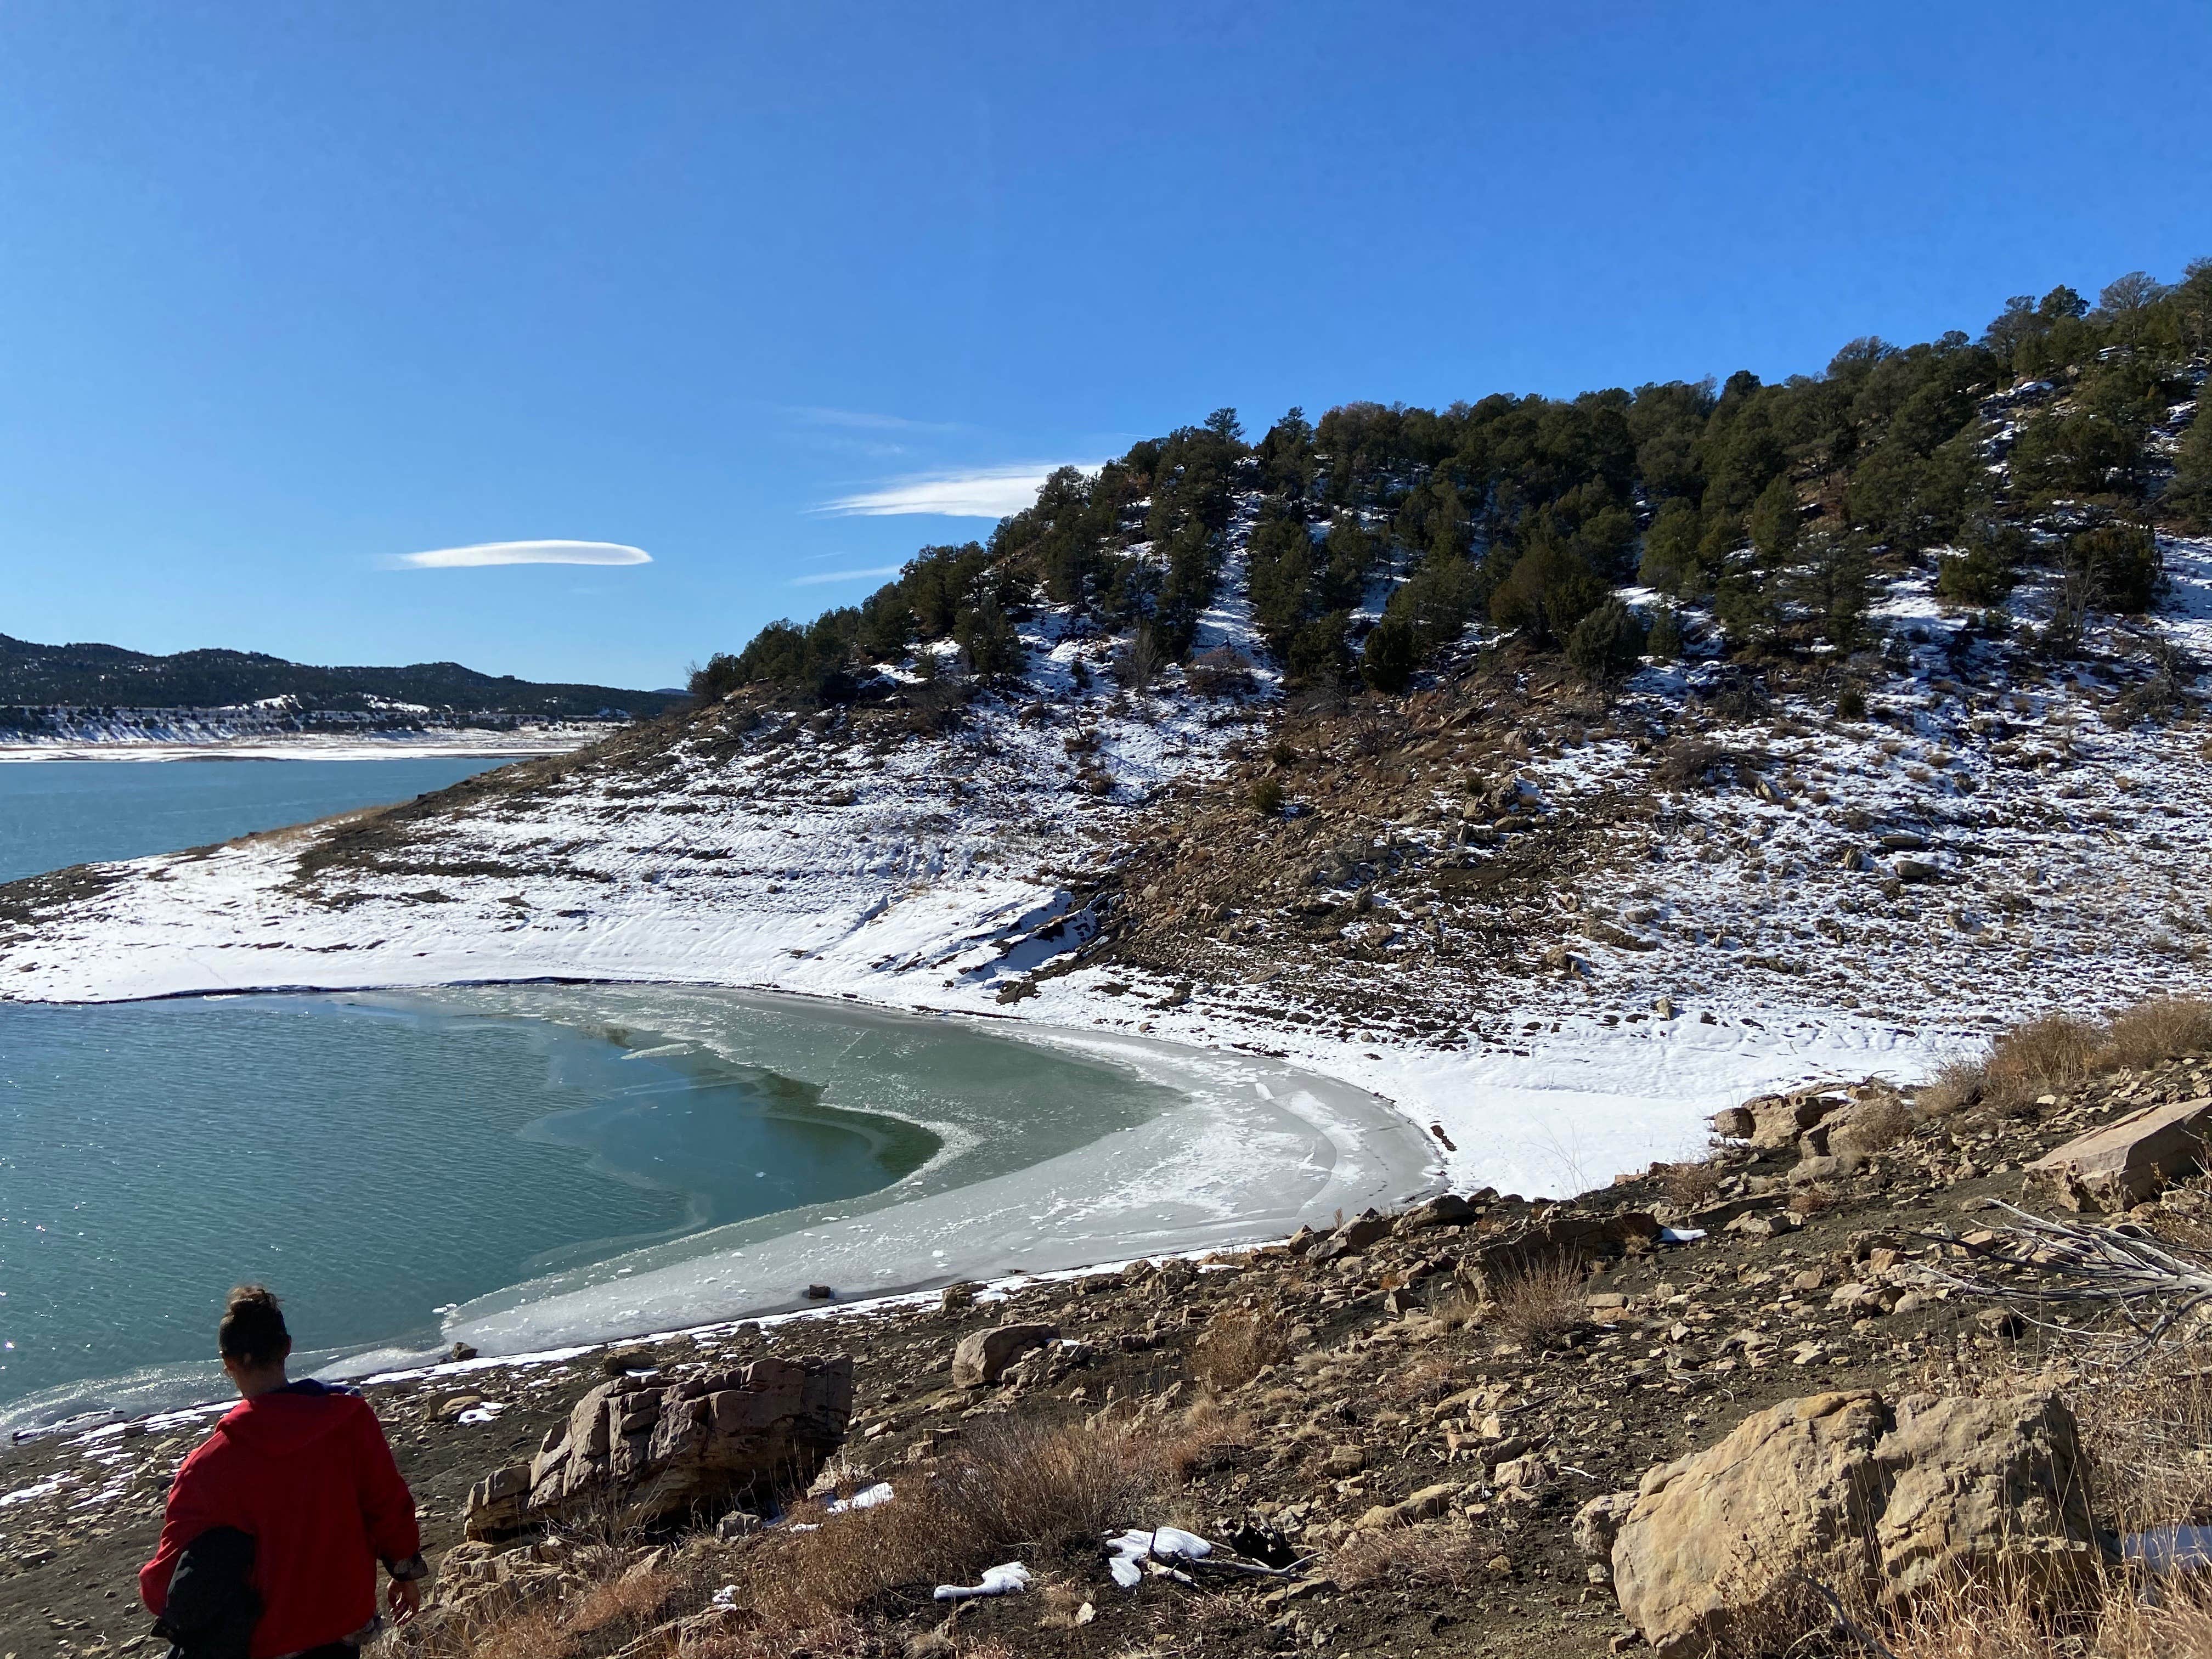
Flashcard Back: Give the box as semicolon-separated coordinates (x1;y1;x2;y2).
0;757;511;886
0;758;1426;1430
0;758;1190;1428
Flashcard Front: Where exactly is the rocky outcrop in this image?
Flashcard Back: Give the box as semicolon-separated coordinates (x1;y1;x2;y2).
464;1354;852;1539
1711;1080;1910;1166
951;1323;1058;1388
1602;1390;2098;1657
2025;1096;2212;1212
1454;1206;1659;1299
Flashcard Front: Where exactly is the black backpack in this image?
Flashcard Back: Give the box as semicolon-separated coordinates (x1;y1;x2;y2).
153;1526;259;1659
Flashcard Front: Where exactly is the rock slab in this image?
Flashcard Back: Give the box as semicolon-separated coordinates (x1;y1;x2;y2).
1606;1390;2097;1657
2025;1096;2212;1212
465;1353;853;1539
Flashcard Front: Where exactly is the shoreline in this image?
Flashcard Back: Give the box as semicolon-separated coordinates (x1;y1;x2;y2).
0;983;1438;1434
0;733;595;763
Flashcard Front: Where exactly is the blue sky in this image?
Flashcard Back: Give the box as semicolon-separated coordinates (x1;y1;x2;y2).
3;2;2208;690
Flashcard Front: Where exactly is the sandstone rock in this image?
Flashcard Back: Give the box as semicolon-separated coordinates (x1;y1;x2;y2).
1610;1390;2098;1657
1873;1393;2096;1598
1573;1491;1636;1562
1355;1481;1461;1530
1400;1193;1480;1231
952;1323;1058;1388
1308;1209;1393;1261
2025;1096;2212;1212
467;1354;853;1541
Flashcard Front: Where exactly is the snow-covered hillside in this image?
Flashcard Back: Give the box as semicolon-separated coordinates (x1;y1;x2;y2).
7;500;2205;1197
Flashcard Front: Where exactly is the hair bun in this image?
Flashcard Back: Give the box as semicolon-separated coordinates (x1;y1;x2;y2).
218;1283;291;1365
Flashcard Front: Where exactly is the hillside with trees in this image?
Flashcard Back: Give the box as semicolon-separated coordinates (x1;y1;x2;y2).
701;261;2211;709
0;634;684;725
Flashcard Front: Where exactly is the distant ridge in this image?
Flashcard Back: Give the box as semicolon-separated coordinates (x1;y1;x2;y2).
0;634;686;723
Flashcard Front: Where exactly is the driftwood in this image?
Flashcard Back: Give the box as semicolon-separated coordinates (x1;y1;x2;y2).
1933;1201;2212;1361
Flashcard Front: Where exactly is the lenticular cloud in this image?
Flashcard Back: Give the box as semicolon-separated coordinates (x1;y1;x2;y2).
391;540;652;569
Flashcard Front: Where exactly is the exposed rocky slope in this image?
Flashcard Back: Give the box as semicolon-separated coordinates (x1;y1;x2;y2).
7;1032;2210;1657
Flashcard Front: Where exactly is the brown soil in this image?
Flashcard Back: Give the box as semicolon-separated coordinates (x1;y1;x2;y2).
7;1047;2205;1658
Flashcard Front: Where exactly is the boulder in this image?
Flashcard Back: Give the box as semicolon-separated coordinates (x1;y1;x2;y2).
1609;1391;2099;1657
466;1353;853;1540
1715;1089;1848;1150
1353;1481;1462;1531
2025;1096;2212;1212
951;1323;1058;1388
1400;1193;1480;1231
1457;1210;1660;1299
1308;1209;1395;1261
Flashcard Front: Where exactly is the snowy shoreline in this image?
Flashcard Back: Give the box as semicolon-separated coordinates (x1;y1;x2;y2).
0;730;597;763
0;983;1437;1432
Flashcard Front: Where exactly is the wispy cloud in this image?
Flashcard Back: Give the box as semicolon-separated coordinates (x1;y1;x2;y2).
789;564;905;587
783;405;967;435
386;539;652;570
818;462;1098;519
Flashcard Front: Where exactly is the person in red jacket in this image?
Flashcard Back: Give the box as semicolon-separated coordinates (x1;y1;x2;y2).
140;1286;427;1659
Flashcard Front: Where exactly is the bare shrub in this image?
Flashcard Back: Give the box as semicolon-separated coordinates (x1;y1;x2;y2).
1926;996;2212;1122
2102;996;2212;1069
1659;1158;1724;1208
1489;1256;1587;1348
936;1417;1167;1555
1789;1183;1840;1217
1918;1056;1988;1116
1190;1308;1289;1393
1331;1522;1487;1593
1983;1014;2101;1105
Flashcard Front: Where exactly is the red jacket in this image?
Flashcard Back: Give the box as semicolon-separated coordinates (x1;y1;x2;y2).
141;1383;420;1659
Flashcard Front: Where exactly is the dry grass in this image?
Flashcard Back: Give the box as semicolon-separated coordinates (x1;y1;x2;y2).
1189;1308;1290;1393
740;1417;1168;1639
1658;1157;1725;1208
1881;1571;2212;1659
456;1609;568;1659
1788;1182;1841;1217
1985;1014;2102;1103
1918;1056;1989;1117
1381;1353;1464;1406
1154;1397;1251;1483
2073;1352;2212;1532
1429;1282;1480;1333
1921;995;2212;1120
562;1565;681;1638
2104;996;2212;1070
1841;1096;1913;1155
1331;1522;1488;1593
1488;1255;1588;1348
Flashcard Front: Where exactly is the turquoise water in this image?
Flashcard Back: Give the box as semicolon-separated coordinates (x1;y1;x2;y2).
0;759;1178;1429
0;993;939;1420
0;757;510;885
